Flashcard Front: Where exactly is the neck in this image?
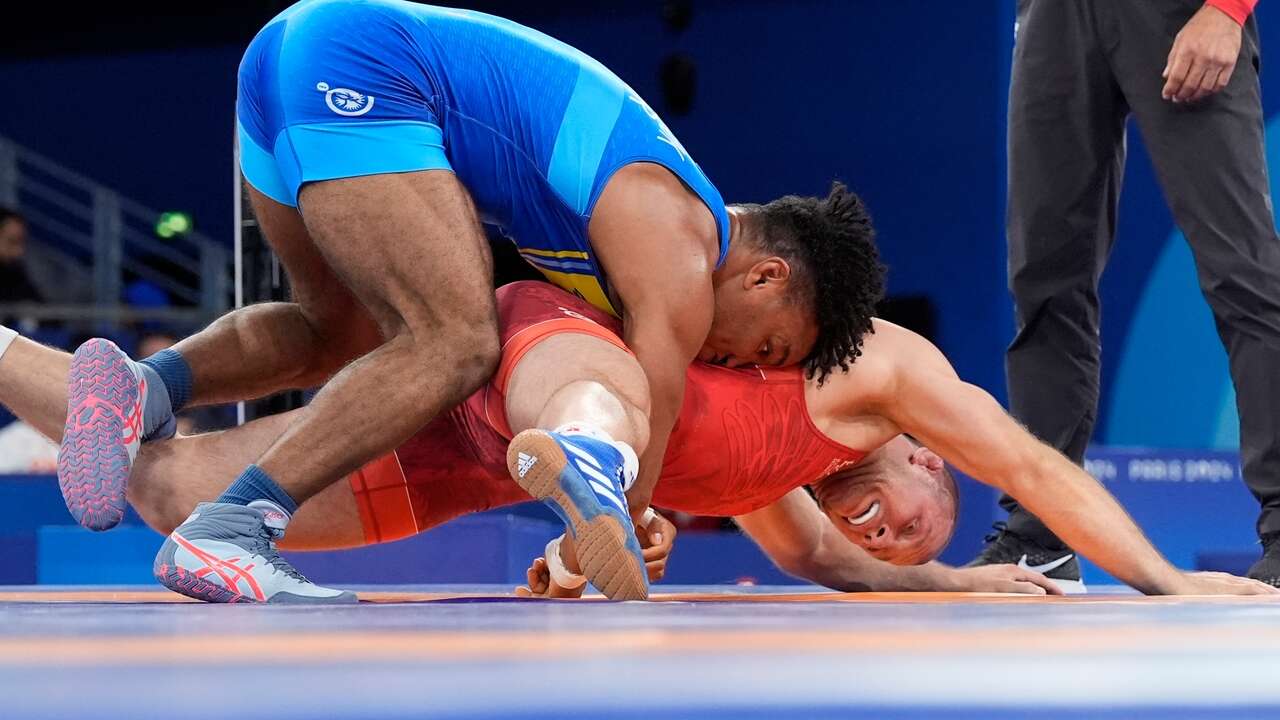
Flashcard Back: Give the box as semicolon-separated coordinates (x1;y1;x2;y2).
712;208;758;283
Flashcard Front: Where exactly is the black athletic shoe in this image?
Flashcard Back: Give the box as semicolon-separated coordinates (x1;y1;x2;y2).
1247;532;1280;587
966;522;1087;594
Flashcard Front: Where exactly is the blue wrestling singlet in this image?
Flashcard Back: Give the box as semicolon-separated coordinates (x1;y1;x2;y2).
236;0;730;316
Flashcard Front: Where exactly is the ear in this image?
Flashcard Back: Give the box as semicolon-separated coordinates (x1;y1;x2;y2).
746;257;792;289
910;446;945;472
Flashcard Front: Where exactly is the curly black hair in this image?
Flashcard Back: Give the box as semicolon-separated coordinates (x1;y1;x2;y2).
749;182;885;383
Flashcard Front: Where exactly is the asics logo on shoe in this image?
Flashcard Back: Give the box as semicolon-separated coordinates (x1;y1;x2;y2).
171;532;266;602
1016;553;1074;574
121;378;146;446
517;452;538;478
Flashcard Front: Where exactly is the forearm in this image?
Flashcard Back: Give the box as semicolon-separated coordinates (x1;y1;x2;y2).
887;367;1185;595
783;525;960;592
623;339;688;517
627;407;674;517
1005;447;1182;594
794;558;954;593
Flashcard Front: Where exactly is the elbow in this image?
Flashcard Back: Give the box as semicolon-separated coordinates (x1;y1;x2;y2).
994;445;1059;500
770;551;817;582
775;552;847;589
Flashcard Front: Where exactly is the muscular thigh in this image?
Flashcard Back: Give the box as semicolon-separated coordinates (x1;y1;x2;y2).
504;333;649;433
248;185;382;360
296;172;497;338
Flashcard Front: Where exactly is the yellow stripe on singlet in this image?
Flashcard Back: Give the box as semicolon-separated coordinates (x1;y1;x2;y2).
533;267;620;317
519;247;591;260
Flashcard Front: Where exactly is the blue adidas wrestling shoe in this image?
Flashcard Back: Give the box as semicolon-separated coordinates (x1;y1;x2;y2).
507;428;648;600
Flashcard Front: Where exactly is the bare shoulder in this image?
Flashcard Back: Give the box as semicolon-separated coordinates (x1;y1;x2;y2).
805;318;960;445
590;162;718;255
859;318;954;377
817;319;956;406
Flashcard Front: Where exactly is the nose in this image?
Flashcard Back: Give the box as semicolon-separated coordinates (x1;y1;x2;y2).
863;524;891;550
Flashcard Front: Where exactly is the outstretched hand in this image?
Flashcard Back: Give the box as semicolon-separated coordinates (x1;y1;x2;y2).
949;564;1064;595
1170;570;1279;596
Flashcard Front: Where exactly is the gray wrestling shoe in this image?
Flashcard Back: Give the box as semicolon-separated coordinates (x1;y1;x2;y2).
154;500;357;604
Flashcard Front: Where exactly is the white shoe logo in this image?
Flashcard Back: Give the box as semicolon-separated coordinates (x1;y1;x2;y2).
316;82;376;117
517;452;538;478
1016;553;1074;574
559;439;629;516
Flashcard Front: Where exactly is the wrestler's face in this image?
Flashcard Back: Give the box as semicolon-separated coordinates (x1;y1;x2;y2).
816;439;955;565
700;258;817;368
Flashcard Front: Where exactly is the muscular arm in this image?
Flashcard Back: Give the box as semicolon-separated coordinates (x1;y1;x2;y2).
736;489;1058;594
866;326;1188;594
617;301;708;516
590;164;718;519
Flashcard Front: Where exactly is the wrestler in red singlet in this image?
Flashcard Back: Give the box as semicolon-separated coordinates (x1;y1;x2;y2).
349;282;866;544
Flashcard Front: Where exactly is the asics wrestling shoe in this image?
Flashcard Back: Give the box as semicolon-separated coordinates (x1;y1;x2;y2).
154;500;357;604
58;339;176;530
507;428;648;600
1247;532;1280;588
967;522;1087;594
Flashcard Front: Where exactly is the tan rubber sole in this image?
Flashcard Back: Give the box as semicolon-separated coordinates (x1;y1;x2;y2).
507;429;648;601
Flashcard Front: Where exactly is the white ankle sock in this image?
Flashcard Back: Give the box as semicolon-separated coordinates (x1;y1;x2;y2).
0;325;18;362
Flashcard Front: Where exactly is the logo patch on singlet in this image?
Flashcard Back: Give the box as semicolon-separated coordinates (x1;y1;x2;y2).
316;82;376;117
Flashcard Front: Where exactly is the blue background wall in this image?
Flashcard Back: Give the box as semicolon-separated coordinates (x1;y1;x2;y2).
2;0;1277;569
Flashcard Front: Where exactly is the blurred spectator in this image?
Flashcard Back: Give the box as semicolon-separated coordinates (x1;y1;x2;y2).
0;208;45;327
0;421;56;473
138;331;179;360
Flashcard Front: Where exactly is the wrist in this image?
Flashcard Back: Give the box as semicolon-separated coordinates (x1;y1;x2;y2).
878;562;957;592
545;536;587;590
1204;0;1253;26
1131;565;1186;595
913;563;964;592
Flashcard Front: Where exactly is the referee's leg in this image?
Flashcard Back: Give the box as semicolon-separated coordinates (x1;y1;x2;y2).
1116;6;1280;567
999;0;1128;549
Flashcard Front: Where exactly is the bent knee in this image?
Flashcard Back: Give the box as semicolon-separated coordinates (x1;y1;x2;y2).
401;321;501;395
447;325;502;389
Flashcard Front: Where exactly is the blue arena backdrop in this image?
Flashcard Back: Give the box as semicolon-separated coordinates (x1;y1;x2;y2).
1;0;1279;565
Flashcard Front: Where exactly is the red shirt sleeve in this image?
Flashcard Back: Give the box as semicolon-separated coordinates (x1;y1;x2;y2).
1206;0;1259;25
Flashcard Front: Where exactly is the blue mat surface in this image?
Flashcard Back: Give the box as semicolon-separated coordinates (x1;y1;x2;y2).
1;584;1277;719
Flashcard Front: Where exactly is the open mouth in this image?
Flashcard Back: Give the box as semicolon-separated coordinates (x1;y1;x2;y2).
846;500;880;526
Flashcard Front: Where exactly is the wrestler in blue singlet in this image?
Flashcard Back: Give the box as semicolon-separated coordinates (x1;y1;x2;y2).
236;0;730;316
